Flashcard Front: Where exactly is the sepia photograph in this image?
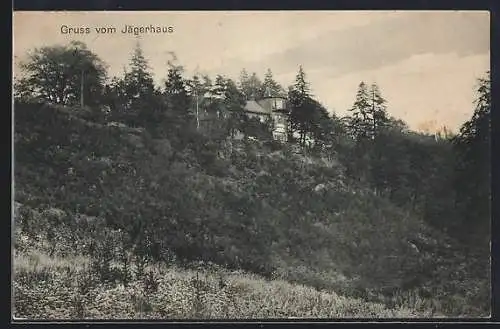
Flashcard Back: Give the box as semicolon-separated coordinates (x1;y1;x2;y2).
12;10;490;320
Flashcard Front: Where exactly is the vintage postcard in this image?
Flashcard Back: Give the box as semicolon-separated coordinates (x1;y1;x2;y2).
12;11;490;320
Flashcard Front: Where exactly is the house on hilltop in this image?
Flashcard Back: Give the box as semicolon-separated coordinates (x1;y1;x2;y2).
198;86;290;142
243;87;289;142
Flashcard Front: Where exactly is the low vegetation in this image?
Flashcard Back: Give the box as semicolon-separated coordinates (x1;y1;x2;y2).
12;41;490;319
14;248;437;319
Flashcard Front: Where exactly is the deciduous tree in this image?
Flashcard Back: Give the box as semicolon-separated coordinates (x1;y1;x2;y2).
15;41;107;107
452;71;491;245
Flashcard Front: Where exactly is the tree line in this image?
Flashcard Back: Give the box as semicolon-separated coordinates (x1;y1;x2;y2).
14;40;490;250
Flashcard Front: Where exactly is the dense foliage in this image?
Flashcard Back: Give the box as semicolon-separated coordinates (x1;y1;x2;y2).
13;42;490;319
14;41;107;107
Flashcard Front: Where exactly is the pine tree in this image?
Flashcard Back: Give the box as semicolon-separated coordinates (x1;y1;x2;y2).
186;74;225;137
213;75;227;100
348;82;389;141
238;69;250;97
121;42;158;126
239;70;263;100
102;76;129;120
347;81;390;184
369;83;389;139
199;74;228;134
251;73;264;99
367;84;390;192
294;65;310;98
201;75;213;95
164;65;192;128
348;81;371;140
223;78;247;138
288;65;314;146
262;69;283;96
186;74;210;130
309;100;336;151
123;42;155;104
186;74;202;96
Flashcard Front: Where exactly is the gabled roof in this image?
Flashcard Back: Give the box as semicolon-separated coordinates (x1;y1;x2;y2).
244;100;270;115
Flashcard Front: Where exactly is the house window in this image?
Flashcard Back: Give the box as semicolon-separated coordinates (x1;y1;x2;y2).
274;114;285;125
274;99;285;110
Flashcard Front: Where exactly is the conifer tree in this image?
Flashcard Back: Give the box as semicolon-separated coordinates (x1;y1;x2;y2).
223;78;247;138
288;65;315;146
239;69;263;100
294;65;310;98
262;68;283;96
121;42;158;126
123;42;155;104
164;65;192;128
348;81;371;140
238;69;250;96
186;74;215;130
103;76;129;120
348;82;389;141
369;83;390;139
213;75;227;100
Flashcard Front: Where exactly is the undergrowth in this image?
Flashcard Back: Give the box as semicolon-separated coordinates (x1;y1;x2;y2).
12;102;490;319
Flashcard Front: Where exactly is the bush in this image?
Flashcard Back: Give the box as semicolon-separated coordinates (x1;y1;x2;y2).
13;101;490;318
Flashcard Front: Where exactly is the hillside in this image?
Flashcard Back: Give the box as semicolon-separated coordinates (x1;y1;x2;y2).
13;101;490;318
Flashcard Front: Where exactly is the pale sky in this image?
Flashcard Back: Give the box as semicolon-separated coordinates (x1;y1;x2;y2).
13;11;490;132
